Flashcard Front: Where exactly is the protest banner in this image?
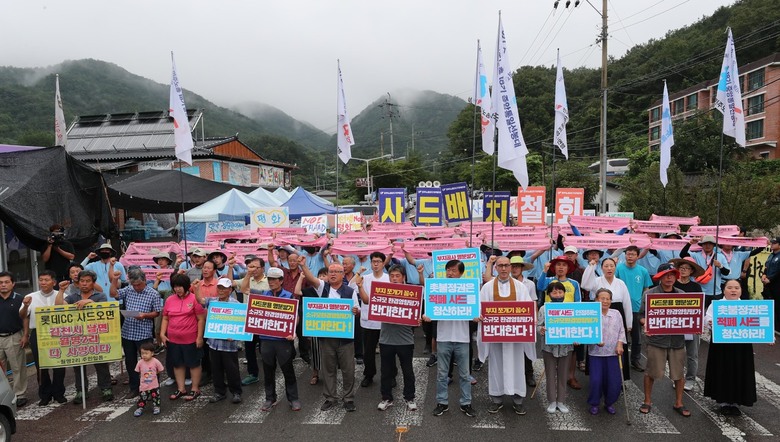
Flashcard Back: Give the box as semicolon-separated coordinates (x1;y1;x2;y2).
712;300;775;344
480;301;536;343
544;302;602;345
440;182;471;223
379;188;406;223
302;298;355;338
204;301;253;341
367;281;422;326
554;188;584;224
483;191;511;226
35;302;122;369
644;293;704;335
333;211;363;233
244;294;298;339
431;247;481;280
300;215;328;234
516;186;546;226
252;207;290;228
416;187;443;226
424;278;480;321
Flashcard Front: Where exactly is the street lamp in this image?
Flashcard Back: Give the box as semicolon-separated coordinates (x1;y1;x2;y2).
350;154;391;198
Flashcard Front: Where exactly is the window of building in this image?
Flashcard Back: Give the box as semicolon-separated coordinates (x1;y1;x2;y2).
672;99;684;115
759;151;770;160
746;120;764;140
687;93;698;111
747;94;764;115
747;69;765;91
650;107;660;122
650;126;661;141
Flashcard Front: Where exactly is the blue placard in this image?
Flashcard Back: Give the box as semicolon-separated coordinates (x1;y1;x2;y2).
415;187;443;226
302;298;355;338
378;188;406;223
204;301;253;341
431;247;482;281
440;182;471;222
544;302;602;345
712;300;775;344
424;278;480;321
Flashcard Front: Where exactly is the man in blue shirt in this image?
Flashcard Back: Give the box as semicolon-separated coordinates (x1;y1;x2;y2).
81;243;127;294
615;245;653;371
762;237;780;332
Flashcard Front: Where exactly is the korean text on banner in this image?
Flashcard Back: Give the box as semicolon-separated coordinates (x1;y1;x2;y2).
424;278;480;321
416;187;443;226
644;293;704;336
544;302;602;345
205;301;253;341
440;182;471;223
432;247;482;281
367;281;422;326
555;188;584;224
483;191;511;226
302;298;355;339
711;300;774;344
252;207;290;228
35;302;122;369
517;186;546;225
335;212;364;233
300;215;328;234
481;301;536;343
244;294;298;339
379;188;406;223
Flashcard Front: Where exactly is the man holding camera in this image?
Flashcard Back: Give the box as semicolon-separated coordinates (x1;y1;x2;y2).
42;224;75;282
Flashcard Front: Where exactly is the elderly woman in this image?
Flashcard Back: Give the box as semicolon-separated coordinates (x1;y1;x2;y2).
703;280;760;416
538;282;575;414
587;288;626;415
160;273;206;401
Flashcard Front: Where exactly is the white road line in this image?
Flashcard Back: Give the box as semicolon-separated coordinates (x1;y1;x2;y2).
470;363;504;429
76;398;136;421
302;361;364;424
533;359;591;432
755;372;780;410
225;359;308;423
622;378;680;434
688;377;772;442
151;383;215;423
382;357;428;426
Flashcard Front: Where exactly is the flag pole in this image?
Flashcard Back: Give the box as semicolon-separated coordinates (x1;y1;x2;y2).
335;60;341;238
712;132;725;298
469;42;481;248
549;143;556;258
179;160;188;257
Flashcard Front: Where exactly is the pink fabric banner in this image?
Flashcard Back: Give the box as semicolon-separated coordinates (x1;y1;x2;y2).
687;225;740;236
650;214;700;225
120;255;156;267
649;238;690;251
141;268;175;281
330;244;394;256
569;215;631;230
716;236;770;248
633;220;680;234
178;241;220;252
495;239;555;251
258;227;307;235
206;230;256;241
125;242;182;256
563;236;632;249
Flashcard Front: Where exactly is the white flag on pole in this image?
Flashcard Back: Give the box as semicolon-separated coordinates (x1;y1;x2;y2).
54;74;67;147
337;60;355;164
474;40;495;155
170;52;194;165
714;28;745;147
491;14;529;189
553;49;569;159
660;81;674;187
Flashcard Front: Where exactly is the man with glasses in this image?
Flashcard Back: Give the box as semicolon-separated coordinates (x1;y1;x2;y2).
616;245;653;372
267;244;311;364
235;255;268;385
353;252;389;388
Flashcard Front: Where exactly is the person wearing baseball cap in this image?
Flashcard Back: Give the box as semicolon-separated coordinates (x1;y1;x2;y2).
762;238;780;332
183;248;209;282
637;263;691;417
679;235;731;309
234;255;268;386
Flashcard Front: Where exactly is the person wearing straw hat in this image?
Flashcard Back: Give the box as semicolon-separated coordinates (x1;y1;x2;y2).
668;257;704;392
637;263;691;417
509;256;538;388
81;242;127;294
679;235;731;310
537;257;581;304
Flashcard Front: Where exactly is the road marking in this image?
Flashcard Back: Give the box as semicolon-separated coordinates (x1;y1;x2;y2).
76;398;136;421
302;360;364;424
533;359;591;432
470;365;504;429
225;359;308;423
756;372;780;410
152;383;214;423
382;357;428;426
688;377;772;442
622;377;680;434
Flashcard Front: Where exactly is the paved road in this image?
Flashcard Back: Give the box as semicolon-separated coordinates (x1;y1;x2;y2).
13;331;780;442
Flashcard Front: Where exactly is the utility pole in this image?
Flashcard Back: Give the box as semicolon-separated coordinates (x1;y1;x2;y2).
599;0;608;213
379;92;399;159
380;131;384;156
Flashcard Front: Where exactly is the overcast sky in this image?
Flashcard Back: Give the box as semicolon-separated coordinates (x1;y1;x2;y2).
2;0;735;132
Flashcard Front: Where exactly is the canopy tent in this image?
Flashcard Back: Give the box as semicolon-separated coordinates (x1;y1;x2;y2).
247;187;284;206
272;187;292;202
0;146;114;250
183;189;272;222
289;186;334;207
284;187;341;219
104;169;254;213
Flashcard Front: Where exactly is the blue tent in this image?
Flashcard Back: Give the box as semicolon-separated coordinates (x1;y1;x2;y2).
283;187;340;219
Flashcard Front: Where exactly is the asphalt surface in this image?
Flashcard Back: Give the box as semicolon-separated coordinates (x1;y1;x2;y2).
12;329;780;442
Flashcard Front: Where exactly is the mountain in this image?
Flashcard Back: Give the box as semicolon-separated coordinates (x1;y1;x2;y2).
231;101;331;148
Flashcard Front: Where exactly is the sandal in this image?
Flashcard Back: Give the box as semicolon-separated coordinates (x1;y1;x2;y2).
310;375;319;385
184;390;202;401
169;390;185;400
639;403;652;414
578;361;586;372
111;377;118;386
673;405;691;417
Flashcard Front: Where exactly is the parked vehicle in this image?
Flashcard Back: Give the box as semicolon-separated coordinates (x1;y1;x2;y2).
0;364;17;441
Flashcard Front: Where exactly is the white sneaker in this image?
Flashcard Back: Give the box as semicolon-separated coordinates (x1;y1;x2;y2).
406;400;418;411
684;380;694;391
162;378;176;387
377;400;393;411
547;401;557;413
557;403;570;413
185;378;192;386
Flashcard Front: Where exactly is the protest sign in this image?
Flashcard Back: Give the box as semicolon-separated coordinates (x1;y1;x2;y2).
252;207;290;228
483;191;511;226
244;294;298;339
204;301;253;341
712;300;775;344
517;186;546;225
35;302;122;369
379;188;406;223
644;293;704;335
544;302;602;345
555;188;584;224
440;182;471;223
367;281;422;326
416;187;443;226
302;298;355;338
300;215;328;234
424;278;480;321
431;247;481;280
480;301;536;343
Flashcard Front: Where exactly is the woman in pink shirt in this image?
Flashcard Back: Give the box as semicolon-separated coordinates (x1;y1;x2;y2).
160;273;206;401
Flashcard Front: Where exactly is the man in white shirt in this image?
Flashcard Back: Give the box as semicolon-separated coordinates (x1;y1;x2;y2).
353;252;389;388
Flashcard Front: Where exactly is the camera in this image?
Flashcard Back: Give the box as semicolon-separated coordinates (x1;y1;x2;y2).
49;231;64;242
